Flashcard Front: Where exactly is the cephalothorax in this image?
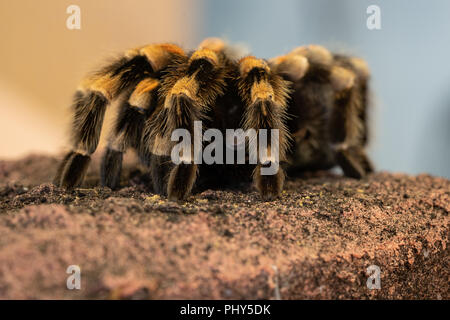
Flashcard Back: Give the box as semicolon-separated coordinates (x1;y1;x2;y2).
54;38;373;201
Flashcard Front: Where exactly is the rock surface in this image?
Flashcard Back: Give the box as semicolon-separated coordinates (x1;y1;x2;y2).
0;154;448;299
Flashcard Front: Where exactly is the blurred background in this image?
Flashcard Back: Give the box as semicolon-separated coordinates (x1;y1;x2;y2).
0;0;449;177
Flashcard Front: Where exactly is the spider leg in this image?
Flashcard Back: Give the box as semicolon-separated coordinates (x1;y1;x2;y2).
55;44;185;189
53;151;75;185
100;78;160;189
329;59;373;178
272;46;374;179
145;88;200;200
238;56;291;200
56;90;107;188
335;145;373;178
143;45;227;200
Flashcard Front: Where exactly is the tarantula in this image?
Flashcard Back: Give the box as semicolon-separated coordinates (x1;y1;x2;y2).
53;38;373;201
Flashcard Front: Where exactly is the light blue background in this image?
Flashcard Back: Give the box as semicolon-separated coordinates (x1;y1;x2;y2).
196;0;450;177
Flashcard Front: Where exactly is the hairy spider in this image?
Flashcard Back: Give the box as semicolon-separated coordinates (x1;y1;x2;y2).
54;38;373;201
270;44;373;179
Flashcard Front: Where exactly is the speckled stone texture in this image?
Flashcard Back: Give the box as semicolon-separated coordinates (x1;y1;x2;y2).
0;154;448;299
